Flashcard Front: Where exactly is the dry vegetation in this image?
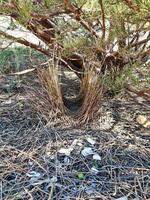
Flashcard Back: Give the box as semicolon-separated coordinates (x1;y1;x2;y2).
0;67;150;200
0;0;150;199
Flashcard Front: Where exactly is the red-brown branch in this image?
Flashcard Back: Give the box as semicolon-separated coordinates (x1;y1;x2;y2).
16;39;50;56
98;0;106;39
124;0;140;11
0;29;50;56
75;16;99;38
64;0;99;38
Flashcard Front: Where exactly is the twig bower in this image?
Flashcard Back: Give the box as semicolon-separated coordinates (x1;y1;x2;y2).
36;62;104;125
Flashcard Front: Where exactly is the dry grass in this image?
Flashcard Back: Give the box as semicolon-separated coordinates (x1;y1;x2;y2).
0;74;150;200
28;65;105;127
28;63;71;127
75;69;104;125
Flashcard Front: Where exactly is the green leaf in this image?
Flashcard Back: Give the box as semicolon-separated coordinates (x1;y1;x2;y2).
78;171;84;179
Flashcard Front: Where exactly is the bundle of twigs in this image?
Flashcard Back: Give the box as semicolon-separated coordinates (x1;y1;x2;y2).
29;62;70;126
29;62;104;126
75;68;104;125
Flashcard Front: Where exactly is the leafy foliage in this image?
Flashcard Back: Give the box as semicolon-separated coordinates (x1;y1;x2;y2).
0;47;47;73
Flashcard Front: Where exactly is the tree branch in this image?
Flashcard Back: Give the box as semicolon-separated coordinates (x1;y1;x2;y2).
64;0;99;38
98;0;106;39
129;33;150;48
124;0;140;11
0;30;50;56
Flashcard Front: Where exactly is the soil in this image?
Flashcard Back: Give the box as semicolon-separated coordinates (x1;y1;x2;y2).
0;70;150;200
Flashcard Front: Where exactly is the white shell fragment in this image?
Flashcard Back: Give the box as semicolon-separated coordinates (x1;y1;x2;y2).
50;176;57;183
26;171;41;178
64;156;70;164
26;171;41;183
58;147;73;156
81;147;94;156
86;137;96;145
93;154;101;161
116;196;128;200
71;139;78;146
28;161;33;166
91;167;99;174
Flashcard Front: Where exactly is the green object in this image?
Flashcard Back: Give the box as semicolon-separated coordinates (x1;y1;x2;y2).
0;47;47;74
78;171;84;179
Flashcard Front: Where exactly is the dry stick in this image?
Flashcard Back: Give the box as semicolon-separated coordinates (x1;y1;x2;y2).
6;2;58;46
0;40;15;50
124;0;140;11
64;0;77;12
0;181;2;200
26;21;53;45
47;184;54;200
31;10;66;19
64;0;99;38
129;32;139;46
75;16;99;38
0;30;50;56
24;188;34;200
125;84;150;97
98;0;106;39
141;32;150;51
129;34;150;48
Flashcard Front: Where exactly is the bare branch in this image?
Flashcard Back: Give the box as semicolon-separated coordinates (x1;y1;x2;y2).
129;33;150;48
0;30;50;56
124;0;140;11
98;0;106;39
64;0;99;38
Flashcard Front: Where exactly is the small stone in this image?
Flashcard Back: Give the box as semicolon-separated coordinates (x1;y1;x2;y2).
136;115;150;128
49;155;55;160
26;171;41;183
77;142;83;146
26;171;41;178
